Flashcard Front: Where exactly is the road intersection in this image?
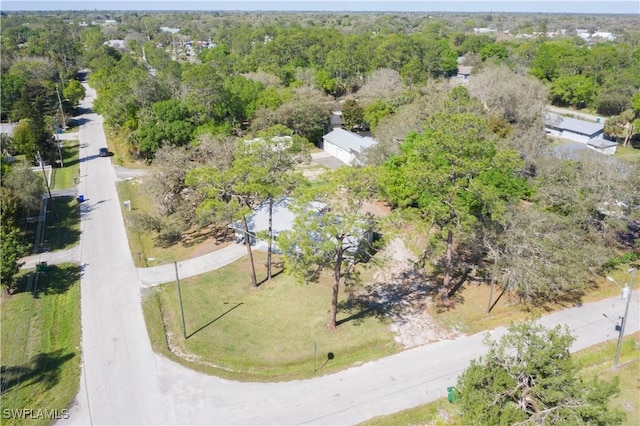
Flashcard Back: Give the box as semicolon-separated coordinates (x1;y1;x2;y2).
47;83;640;425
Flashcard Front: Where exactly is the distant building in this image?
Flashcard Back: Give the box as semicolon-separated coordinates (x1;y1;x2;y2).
322;128;376;166
328;111;343;130
0;123;16;136
456;66;473;82
592;31;615;41
104;40;126;50
474;27;497;34
160;27;180;34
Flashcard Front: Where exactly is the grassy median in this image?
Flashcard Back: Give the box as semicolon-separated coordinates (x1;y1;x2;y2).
0;264;81;426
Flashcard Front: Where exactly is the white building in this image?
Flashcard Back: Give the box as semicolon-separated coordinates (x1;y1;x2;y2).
322;128;376;166
230;198;373;256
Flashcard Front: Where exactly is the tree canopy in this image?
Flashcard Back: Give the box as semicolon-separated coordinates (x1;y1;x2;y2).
457;322;625;425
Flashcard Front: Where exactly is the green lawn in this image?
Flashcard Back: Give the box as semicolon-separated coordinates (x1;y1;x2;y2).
359;332;640;426
0;264;81;426
143;250;399;381
51;141;80;191
614;143;640;163
117;179;231;266
23;196;81;253
428;265;632;335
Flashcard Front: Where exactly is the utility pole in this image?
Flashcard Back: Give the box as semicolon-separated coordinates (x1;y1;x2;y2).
56;84;66;129
37;151;58;221
614;267;637;368
175;262;187;339
54;121;64;168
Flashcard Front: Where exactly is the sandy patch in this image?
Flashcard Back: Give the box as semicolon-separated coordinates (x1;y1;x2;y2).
368;237;460;348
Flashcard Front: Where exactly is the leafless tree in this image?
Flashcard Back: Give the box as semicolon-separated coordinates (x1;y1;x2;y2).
355;68;404;104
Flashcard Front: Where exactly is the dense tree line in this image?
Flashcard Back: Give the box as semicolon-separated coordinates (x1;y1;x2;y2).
2;10;639;321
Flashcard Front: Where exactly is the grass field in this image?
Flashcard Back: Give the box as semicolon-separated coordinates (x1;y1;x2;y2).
360;331;640;426
51;141;80;191
23;196;81;253
0;264;81;426
117;179;231;267
427;273;627;335
615;143;640;163
142;250;399;381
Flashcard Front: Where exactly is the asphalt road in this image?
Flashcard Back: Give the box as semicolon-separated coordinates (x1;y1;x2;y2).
59;84;639;425
547;105;606;123
60;83;171;425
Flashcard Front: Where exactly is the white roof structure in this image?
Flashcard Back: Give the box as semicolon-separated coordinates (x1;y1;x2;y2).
0;123;16;135
160;27;180;34
323;128;376;155
230;198;326;239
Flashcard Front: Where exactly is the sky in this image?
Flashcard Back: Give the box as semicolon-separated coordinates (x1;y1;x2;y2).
2;0;639;14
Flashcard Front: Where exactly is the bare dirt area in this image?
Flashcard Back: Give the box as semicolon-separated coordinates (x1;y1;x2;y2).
365;237;460;348
182;226;234;259
187;236;232;258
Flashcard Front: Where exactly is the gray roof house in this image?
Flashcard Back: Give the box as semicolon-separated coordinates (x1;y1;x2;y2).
545;113;604;141
586;137;618;155
545;113;616;155
322;128;376;166
230;197;373;256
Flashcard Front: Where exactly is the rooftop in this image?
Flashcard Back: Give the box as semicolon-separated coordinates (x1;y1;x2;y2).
323;128;376;154
545;113;604;136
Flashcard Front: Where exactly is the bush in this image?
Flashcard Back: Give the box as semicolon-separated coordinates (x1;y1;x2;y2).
603;252;639;270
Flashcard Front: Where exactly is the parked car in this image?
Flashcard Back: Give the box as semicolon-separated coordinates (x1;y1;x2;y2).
99;147;109;157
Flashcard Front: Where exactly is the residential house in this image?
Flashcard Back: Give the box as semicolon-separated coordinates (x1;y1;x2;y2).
586;137;618;155
545;113;617;155
0;123;15;136
322;128;376;166
230;197;373;256
456;66;473;82
105;40;126;50
328;111;343;131
545;113;604;143
160;27;180;34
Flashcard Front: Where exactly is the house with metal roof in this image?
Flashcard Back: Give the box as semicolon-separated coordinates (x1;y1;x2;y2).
544;113;605;143
545;113;617;155
0;123;16;136
322;128;376;166
230;197;372;255
587;137;618;155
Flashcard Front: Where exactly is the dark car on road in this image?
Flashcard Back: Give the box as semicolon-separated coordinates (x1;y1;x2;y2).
99;147;109;157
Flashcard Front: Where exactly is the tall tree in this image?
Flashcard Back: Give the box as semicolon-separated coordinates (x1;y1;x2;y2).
0;223;29;295
341;98;364;131
279;167;377;330
380;112;528;302
457;322;624;425
180;63;228;125
245;125;311;279
186;143;266;287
